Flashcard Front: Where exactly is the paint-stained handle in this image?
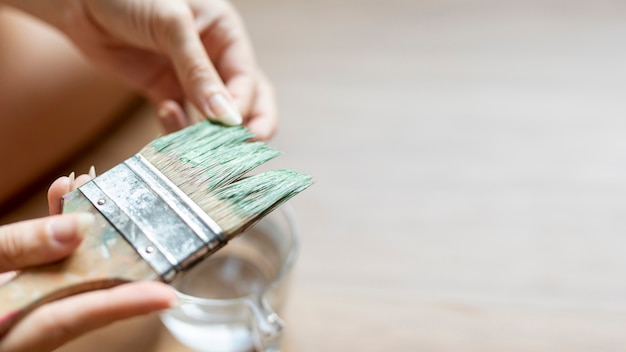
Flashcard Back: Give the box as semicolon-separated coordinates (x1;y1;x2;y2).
0;190;157;336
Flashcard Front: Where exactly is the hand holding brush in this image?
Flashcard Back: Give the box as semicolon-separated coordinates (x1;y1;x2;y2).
0;121;312;350
0;173;178;352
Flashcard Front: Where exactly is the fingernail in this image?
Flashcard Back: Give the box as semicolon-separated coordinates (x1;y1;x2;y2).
68;172;75;190
157;106;169;120
89;165;96;179
49;213;95;244
168;298;184;309
204;94;242;126
75;213;95;236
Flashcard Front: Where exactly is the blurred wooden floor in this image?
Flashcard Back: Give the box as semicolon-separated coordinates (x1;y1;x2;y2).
4;0;626;351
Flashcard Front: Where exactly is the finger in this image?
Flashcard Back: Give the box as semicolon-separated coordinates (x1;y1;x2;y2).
197;1;258;123
223;70;256;124
0;281;176;351
157;100;189;133
48;176;72;216
0;272;16;286
0;213;94;272
48;173;94;216
155;5;242;126
73;174;92;191
245;74;279;141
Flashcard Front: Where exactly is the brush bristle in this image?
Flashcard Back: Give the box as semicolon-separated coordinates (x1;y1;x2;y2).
139;121;312;237
142;121;279;191
203;169;313;235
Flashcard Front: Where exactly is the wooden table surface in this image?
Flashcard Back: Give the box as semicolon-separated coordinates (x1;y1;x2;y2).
3;0;626;351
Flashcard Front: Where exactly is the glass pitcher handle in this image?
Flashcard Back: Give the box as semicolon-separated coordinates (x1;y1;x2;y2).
245;295;285;352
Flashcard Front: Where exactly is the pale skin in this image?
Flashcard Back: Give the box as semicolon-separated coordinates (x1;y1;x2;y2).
0;173;177;352
0;0;277;349
0;0;277;205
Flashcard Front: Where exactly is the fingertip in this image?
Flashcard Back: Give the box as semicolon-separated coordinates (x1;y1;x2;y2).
47;213;93;248
247;117;277;141
0;214;91;271
48;176;71;215
158;100;188;133
226;75;256;123
185;97;243;126
48;176;71;196
246;74;278;140
73;174;92;189
205;93;242;126
118;281;179;309
245;96;278;141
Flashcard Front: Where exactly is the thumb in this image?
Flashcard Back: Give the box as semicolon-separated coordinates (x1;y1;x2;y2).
0;281;176;352
155;6;242;126
0;213;95;272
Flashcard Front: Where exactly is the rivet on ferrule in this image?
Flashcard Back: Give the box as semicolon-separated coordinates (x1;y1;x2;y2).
78;154;226;283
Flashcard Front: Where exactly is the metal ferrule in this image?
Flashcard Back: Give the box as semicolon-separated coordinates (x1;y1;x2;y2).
79;154;226;282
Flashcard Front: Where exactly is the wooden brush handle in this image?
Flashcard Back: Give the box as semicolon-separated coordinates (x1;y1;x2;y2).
0;190;157;336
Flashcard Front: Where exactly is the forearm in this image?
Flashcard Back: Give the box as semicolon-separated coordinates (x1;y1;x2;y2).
1;0;72;28
0;8;138;208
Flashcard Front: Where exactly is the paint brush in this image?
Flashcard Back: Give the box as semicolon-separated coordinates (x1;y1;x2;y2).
0;120;312;336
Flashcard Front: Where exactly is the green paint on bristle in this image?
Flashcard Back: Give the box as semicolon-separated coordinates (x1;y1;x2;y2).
142;121;280;191
141;120;313;237
203;169;313;235
199;143;281;190
151;120;251;151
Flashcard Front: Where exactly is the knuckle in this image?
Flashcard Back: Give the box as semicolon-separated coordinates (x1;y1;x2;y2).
0;225;24;269
184;61;213;87
211;15;242;44
159;8;188;32
154;6;193;45
38;304;83;341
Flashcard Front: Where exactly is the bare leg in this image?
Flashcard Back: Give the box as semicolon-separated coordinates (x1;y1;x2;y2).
0;8;138;207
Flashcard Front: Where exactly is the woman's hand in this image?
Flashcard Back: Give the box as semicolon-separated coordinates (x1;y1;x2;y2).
4;0;277;139
0;173;176;351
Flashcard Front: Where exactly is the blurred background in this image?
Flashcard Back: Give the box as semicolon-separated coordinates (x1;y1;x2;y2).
4;0;626;351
